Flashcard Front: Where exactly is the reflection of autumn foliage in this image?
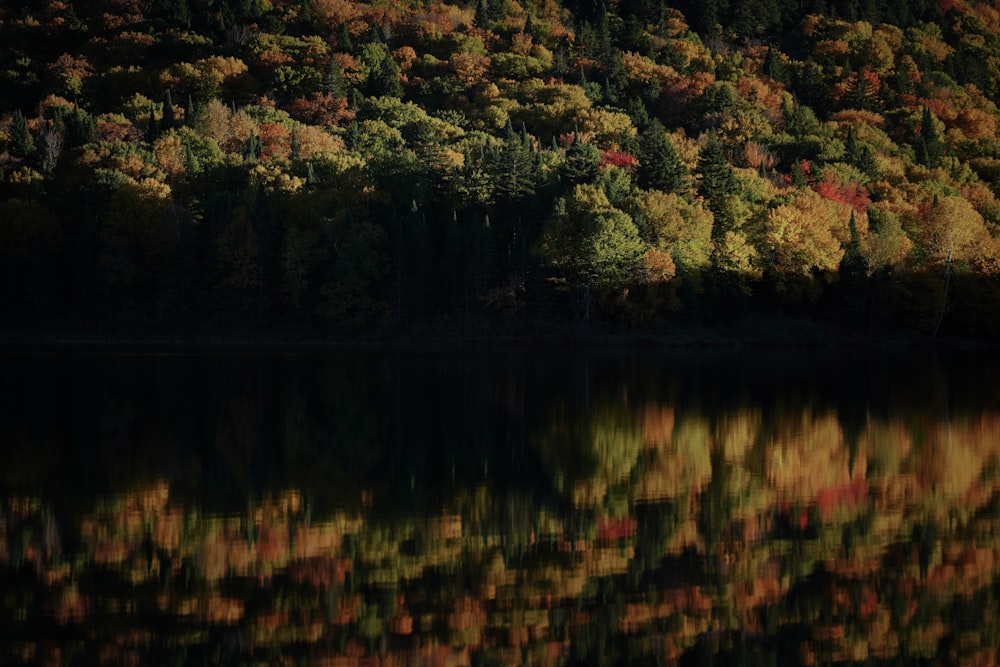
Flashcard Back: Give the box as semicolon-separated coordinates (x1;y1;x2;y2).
4;401;1000;666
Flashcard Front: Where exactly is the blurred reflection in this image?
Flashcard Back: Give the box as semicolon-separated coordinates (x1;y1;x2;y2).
1;348;999;666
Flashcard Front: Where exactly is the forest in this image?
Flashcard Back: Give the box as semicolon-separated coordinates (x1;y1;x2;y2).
3;0;1000;339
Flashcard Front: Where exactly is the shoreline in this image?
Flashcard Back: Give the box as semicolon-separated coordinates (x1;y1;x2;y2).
0;318;993;353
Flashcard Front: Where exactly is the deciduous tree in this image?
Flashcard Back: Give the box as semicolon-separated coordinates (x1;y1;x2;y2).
536;183;645;309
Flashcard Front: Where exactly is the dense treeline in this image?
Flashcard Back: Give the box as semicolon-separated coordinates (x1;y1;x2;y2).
3;0;1000;338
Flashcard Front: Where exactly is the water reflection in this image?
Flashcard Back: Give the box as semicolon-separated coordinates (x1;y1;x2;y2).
1;348;999;666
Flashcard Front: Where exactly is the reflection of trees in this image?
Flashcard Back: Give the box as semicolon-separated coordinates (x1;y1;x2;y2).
3;350;1000;665
534;398;644;508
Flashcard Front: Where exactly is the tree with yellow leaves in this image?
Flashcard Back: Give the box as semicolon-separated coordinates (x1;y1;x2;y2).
762;189;853;297
906;194;988;335
536;184;646;318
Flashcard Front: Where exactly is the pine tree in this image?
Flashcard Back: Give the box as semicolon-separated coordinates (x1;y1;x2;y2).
244;131;262;161
626;97;650;131
475;0;490;28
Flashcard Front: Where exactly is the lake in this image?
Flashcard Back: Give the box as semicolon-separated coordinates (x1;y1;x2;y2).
1;346;999;666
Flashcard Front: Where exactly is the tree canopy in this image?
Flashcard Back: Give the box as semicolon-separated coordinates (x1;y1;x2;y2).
3;0;1000;337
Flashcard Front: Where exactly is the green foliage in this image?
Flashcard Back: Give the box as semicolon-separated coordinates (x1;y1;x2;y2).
2;0;1000;336
637;120;690;197
559;134;601;186
10;110;34;158
360;43;402;98
697;131;739;237
537;184;646;295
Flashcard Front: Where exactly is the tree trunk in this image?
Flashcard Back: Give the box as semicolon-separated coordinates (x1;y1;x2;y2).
931;250;952;338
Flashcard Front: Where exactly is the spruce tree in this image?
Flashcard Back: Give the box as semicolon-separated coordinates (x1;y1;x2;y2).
490;119;537;200
845;125;861;165
162;90;176;130
638;119;690;197
185;95;198;124
765;45;784;83
369;50;402;98
339;24;354;53
559;133;601;186
64;107;95;146
841;210;865;279
523;12;536;38
324;56;346;97
626;97;650;131
697;131;739;238
919;106;943;168
290;127;300;160
147;104;159;139
11;110;34;158
697;131;737;204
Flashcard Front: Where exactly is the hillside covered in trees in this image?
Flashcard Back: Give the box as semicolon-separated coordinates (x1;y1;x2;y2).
4;0;1000;339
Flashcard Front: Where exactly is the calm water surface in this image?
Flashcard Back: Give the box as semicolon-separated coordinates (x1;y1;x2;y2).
1;347;999;666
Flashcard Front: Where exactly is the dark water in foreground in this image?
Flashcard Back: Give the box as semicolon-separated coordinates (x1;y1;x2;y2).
1;347;1000;666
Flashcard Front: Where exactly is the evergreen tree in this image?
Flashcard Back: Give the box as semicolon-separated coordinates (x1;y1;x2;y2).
845;125;861;166
185;95;198;124
626;97;650;131
490;120;537;201
475;0;490;28
184;144;201;175
339;24;354;53
290;127;300;160
594;4;614;66
64;106;94;147
697;131;739;240
244;131;262;162
324;56;347;97
697;131;737;206
11;110;34;158
765;45;784;83
560;133;601;186
841;210;865;279
523;12;536;38
162;90;176;130
637;120;690;197
919;106;943;169
368;49;403;98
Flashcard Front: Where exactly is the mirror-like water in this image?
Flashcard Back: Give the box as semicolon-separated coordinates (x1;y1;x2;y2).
1;347;999;666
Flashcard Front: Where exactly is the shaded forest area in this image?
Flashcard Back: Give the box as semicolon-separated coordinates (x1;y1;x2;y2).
3;0;1000;339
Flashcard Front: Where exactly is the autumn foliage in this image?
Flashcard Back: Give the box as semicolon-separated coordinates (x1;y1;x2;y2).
1;0;1000;337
